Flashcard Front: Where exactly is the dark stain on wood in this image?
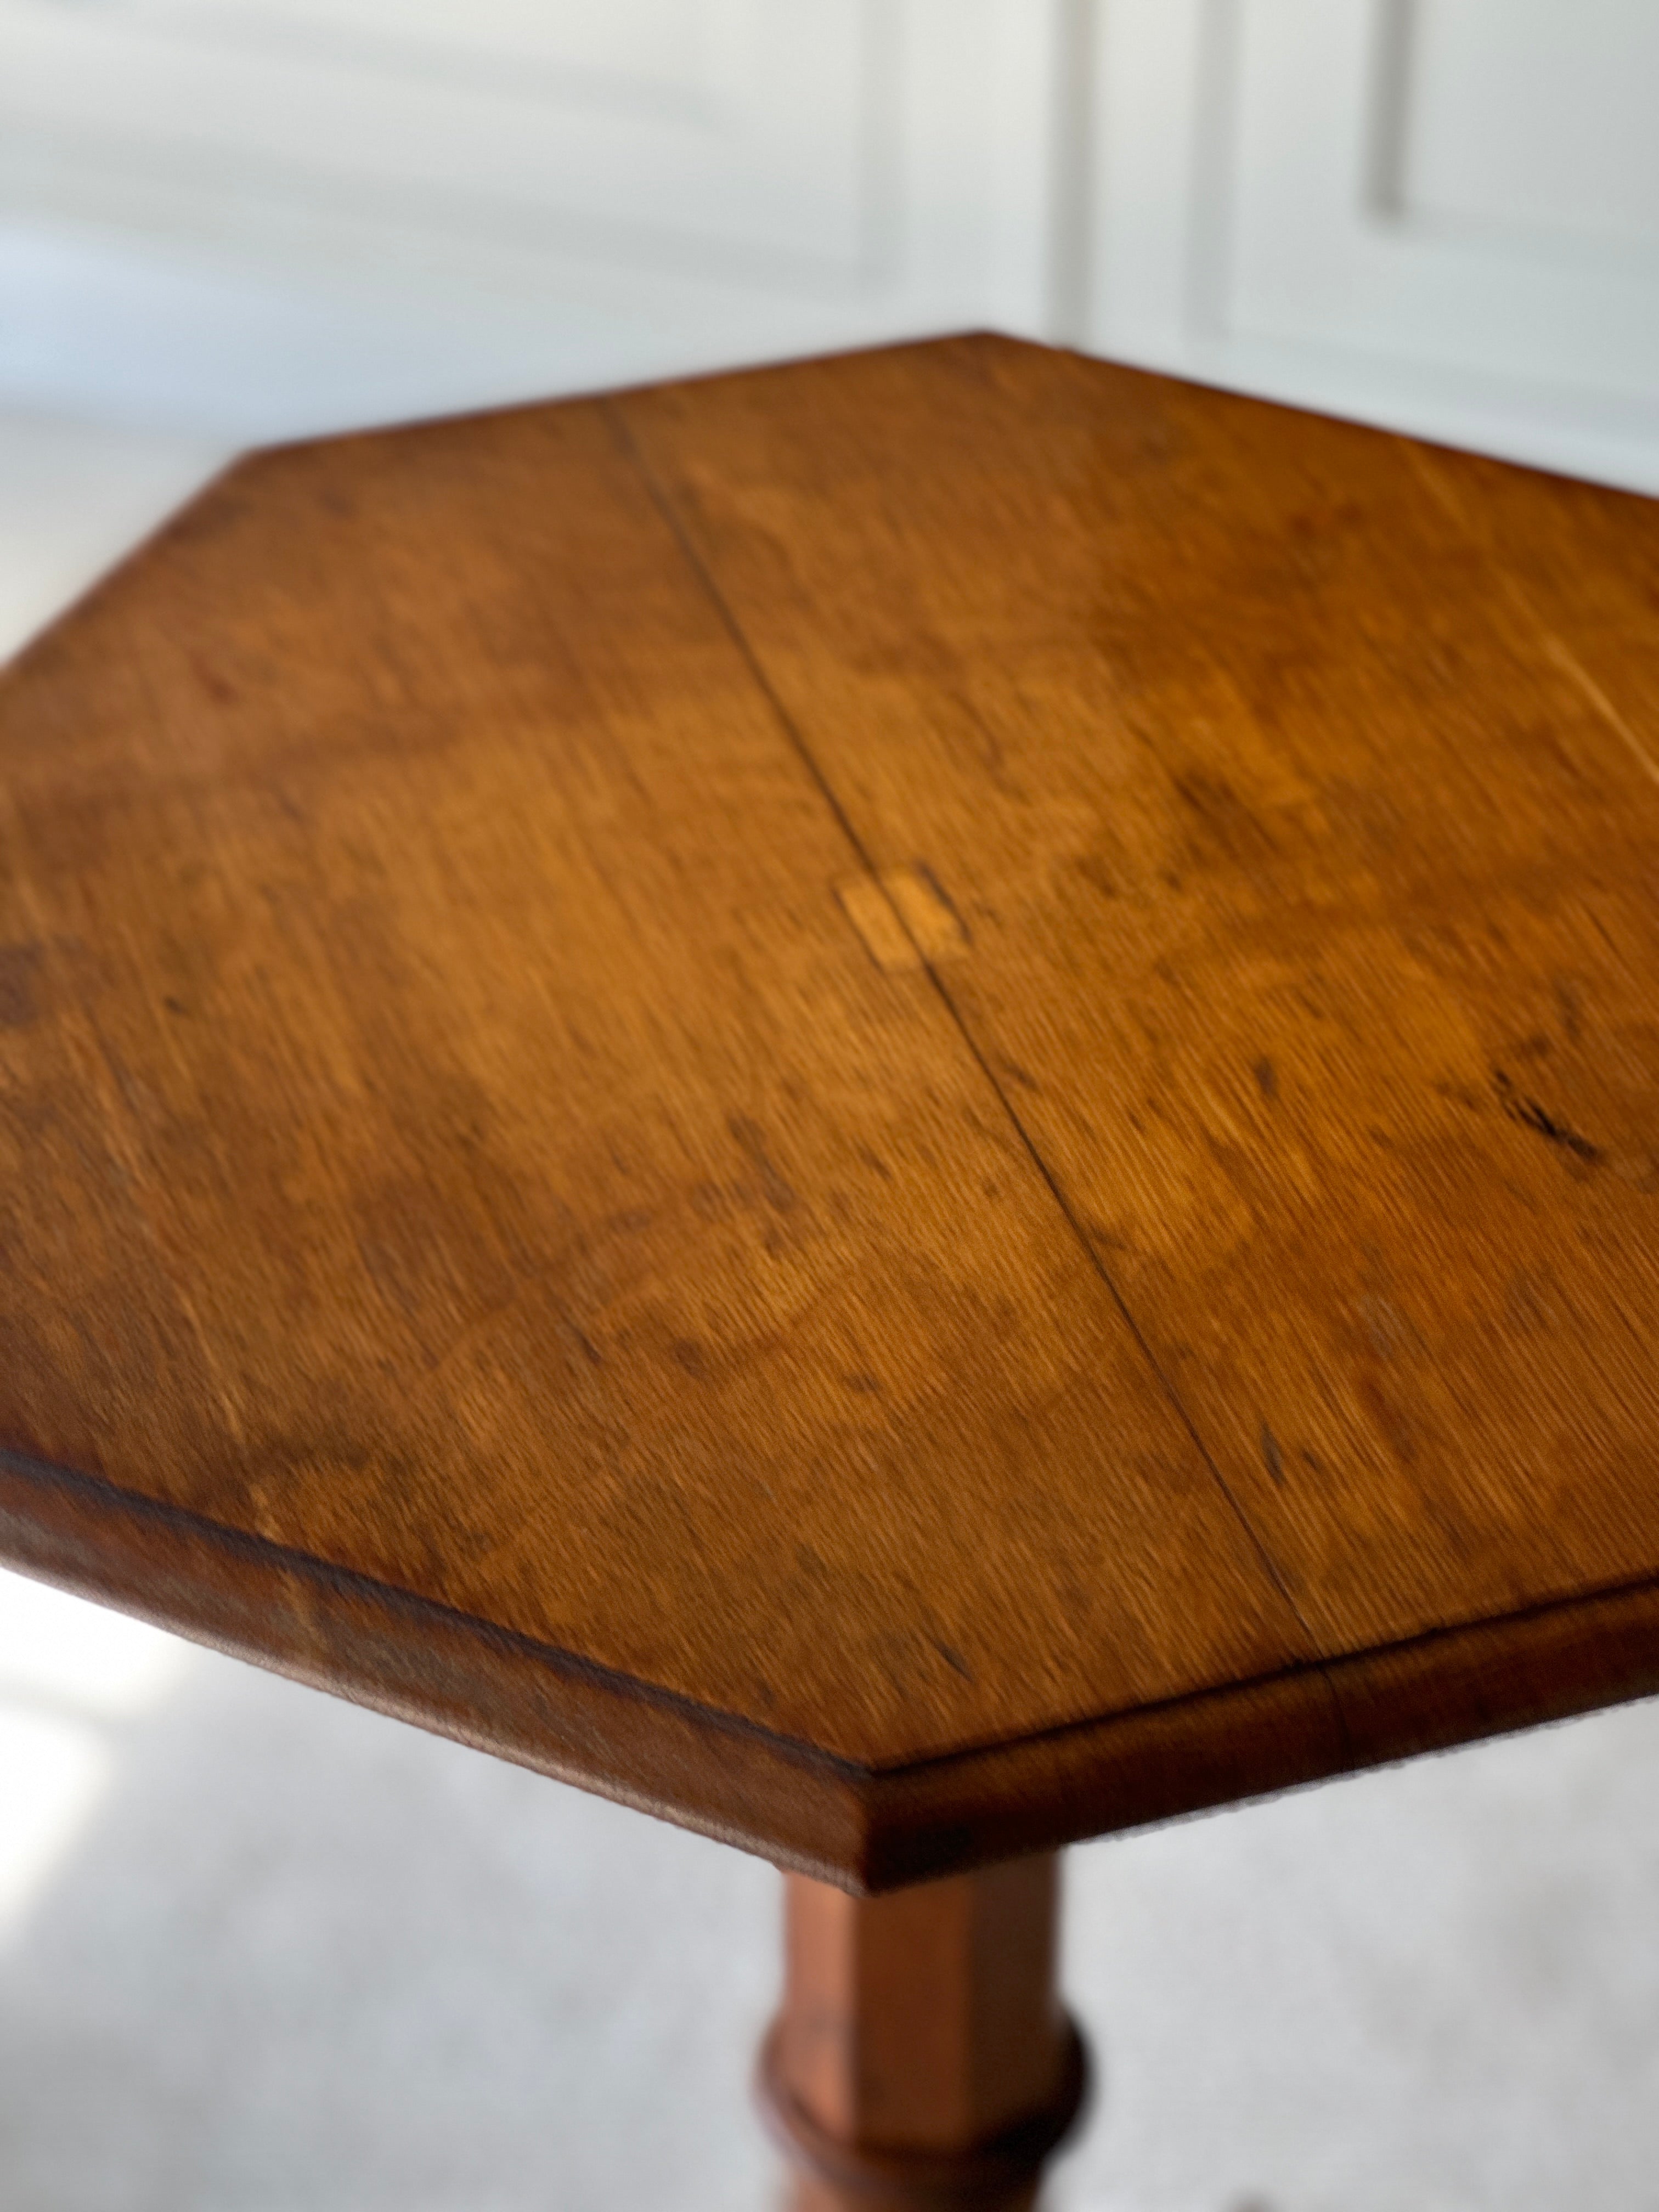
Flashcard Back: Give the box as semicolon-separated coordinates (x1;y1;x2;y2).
1492;1071;1604;1166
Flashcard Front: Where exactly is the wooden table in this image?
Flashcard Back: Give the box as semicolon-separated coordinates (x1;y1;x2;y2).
3;334;1659;2207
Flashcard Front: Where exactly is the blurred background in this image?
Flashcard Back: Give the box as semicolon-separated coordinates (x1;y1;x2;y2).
2;3;1659;2208
3;0;1658;470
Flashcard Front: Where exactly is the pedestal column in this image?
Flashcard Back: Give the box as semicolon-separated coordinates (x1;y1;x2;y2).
758;1853;1089;2209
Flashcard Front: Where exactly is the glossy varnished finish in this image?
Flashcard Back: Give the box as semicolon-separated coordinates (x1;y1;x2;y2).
3;336;1659;1886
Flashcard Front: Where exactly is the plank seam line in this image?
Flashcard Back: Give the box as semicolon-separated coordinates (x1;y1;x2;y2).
600;392;1317;1648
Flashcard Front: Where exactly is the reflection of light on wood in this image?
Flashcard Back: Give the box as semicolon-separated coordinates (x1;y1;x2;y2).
0;1711;109;1936
0;1567;192;1718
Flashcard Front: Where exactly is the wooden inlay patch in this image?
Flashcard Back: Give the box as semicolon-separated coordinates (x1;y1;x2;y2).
839;866;969;973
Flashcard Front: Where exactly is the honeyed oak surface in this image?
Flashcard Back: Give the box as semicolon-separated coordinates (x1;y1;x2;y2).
622;342;1659;1654
3;337;1659;1887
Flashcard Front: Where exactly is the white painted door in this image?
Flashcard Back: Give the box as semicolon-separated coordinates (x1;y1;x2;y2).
0;0;1068;436
1086;0;1659;490
5;0;1656;484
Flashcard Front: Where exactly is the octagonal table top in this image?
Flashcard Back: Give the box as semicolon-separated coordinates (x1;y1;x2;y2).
3;335;1659;1890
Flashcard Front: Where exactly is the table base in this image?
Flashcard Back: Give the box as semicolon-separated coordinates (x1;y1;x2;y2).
758;1854;1089;2209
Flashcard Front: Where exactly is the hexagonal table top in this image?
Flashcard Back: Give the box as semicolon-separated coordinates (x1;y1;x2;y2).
4;336;1659;1889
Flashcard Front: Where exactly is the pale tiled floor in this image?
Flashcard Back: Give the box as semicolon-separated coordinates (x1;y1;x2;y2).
5;412;1659;2212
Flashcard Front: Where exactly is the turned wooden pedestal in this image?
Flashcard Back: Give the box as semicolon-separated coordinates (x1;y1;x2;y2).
760;1857;1087;2210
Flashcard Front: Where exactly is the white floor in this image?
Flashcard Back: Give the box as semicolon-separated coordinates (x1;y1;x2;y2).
0;409;229;661
5;413;1659;2212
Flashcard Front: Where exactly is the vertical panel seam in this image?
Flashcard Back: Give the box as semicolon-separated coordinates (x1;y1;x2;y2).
601;390;1319;1652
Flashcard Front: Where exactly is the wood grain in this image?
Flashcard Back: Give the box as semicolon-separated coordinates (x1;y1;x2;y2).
0;381;1304;1878
619;335;1659;1662
5;336;1659;1886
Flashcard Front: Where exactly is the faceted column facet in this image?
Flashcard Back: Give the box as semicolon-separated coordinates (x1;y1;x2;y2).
758;1854;1088;2209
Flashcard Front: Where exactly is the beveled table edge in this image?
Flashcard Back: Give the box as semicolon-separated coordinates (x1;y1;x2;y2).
3;1447;1657;1892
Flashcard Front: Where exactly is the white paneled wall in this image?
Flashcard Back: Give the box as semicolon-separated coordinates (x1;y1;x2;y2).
1089;0;1659;490
0;0;1070;437
1;0;1656;482
7;0;872;268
